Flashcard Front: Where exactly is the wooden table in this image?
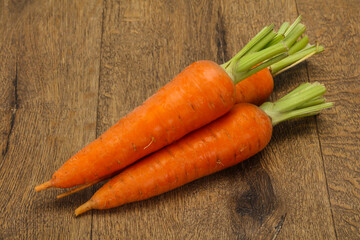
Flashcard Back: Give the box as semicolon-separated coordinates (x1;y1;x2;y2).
1;0;359;239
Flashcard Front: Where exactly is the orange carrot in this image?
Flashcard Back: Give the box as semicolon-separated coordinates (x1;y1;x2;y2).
235;68;274;105
36;18;321;193
35;22;293;192
75;83;333;215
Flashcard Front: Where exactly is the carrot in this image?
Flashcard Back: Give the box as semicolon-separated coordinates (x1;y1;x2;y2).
35;17;319;192
235;68;274;105
74;82;333;215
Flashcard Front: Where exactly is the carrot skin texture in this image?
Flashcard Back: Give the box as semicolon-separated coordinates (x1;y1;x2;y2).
51;61;236;188
235;68;274;105
86;103;272;210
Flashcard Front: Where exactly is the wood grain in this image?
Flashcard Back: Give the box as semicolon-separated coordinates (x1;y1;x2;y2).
0;0;17;169
0;0;358;239
0;0;103;238
297;0;360;238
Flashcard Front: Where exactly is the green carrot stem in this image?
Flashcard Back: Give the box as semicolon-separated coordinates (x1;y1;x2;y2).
232;53;288;84
284;15;302;37
221;24;274;69
268;19;305;49
269;103;333;126
235;42;288;72
264;17;300;49
260;82;333;126
277;82;313;101
270;44;324;76
277;84;324;104
266;22;289;47
278;22;290;35
297;98;326;108
288;36;309;55
245;30;277;55
274;82;326;112
284;23;306;48
266;34;285;47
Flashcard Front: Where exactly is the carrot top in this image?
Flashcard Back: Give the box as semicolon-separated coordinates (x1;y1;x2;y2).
223;16;325;81
222;24;288;84
260;82;333;126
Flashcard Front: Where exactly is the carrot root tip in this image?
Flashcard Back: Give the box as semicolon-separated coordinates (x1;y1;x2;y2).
35;180;53;192
75;201;94;216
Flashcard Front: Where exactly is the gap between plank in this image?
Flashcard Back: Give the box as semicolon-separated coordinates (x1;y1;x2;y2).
272;213;287;240
92;0;106;239
215;6;228;63
314;116;338;239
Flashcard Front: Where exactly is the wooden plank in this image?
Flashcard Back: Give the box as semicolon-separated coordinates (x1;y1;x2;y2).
0;0;103;239
296;0;360;238
220;1;336;239
91;0;336;239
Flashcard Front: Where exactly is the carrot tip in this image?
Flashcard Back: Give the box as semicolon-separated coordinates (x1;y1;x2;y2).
75;200;93;216
35;180;53;192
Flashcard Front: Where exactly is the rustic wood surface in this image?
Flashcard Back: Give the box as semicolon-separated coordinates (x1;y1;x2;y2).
0;0;359;239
